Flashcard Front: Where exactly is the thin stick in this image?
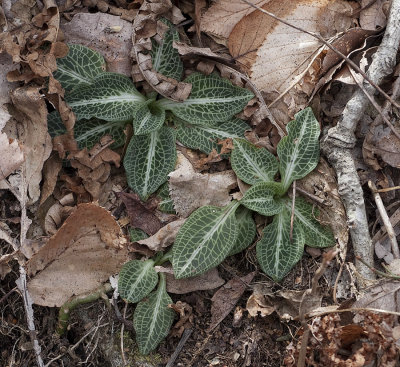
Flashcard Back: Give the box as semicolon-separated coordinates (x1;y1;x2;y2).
296;187;326;205
348;67;400;141
376;185;400;193
239;0;400;111
290;181;296;242
356;255;400;279
297;250;338;367
368;181;400;259
165;328;193;367
120;303;128;366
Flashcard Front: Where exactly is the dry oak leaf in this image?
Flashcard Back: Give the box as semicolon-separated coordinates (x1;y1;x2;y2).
202;0;353;95
169;152;237;217
27;203;128;307
0;132;24;180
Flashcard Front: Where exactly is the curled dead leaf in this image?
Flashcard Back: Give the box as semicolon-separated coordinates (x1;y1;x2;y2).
0;132;24;180
169;153;237;217
27;203;128;307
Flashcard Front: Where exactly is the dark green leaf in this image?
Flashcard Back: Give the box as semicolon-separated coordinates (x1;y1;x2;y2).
277;108;320;192
240;181;285;216
231;138;278;185
286;197;335;248
256;208;305;281
175;117;248;154
157;72;254;123
172;201;240;278
118;260;158;303
228;206;256;256
151;18;183;80
53;44;106;92
133;274;175;354
123;127;177;201
133;100;165;135
66;73;146;121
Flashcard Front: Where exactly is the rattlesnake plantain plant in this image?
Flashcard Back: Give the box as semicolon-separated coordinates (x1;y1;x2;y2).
50;19;334;355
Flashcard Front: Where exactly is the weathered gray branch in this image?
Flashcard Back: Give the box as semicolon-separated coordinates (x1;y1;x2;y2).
321;0;400;284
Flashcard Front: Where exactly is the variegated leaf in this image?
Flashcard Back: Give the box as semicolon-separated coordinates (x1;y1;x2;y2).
157;72;254;123
118;259;158;303
257;208;305;282
123;127;177;201
66;73;146;121
231;138;278;185
133;274;175;354
278;107;320;192
240;181;285;216
53;44;106;92
172;201;240;278
175;117;248;154
228;206;256;256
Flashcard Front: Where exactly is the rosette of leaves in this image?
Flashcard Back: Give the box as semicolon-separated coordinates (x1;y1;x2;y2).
50;19;254;201
172;108;335;281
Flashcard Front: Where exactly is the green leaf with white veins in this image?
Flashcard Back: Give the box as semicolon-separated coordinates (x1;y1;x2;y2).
240;181;285;216
118;260;158;303
124;126;176;201
47;111;127;149
152;18;183;80
54;44;106;92
134;274;175;355
66;72;146;121
228;206;256;256
257;208;305;282
173;201;240;278
133;100;165;136
175;117;248;154
285;197;334;248
278;107;320;192
157;72;254;123
231;138;279;185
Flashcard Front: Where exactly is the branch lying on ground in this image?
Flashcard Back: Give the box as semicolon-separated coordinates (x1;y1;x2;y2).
322;0;400;283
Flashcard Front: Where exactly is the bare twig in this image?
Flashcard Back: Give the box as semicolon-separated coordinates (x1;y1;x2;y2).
120;303;128;366
368;181;400;259
165;328;193;367
356;255;400;279
297;250;337;367
322;0;400;284
214;61;286;137
348;67;400;141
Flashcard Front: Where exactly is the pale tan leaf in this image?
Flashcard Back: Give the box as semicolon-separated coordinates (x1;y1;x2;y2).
0;132;24;180
166;267;225;294
228;0;353;94
10;86;52;204
360;0;387;31
137;219;186;252
169;153;237;218
200;0;269;45
27;203;128;307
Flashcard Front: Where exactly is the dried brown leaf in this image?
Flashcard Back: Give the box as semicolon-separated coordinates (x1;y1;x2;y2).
10;86;52;204
118;192;161;235
360;0;387;30
166;267;225;294
208;272;255;331
137;219;185;251
27;203;128;307
169;153;237;217
0;132;24;180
